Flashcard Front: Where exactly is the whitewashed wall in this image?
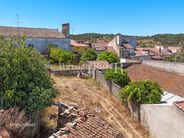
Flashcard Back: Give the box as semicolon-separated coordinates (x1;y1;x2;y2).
140;104;184;138
26;37;71;53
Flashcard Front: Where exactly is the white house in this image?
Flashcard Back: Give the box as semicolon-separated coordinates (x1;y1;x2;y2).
0;23;71;53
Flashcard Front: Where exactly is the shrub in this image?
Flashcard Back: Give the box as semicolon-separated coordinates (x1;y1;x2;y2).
80;48;97;63
0;37;56;114
46;44;58;55
49;47;75;64
98;51;119;63
119;80;163;104
104;68;130;87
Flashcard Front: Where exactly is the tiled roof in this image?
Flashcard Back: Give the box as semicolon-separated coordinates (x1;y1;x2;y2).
0;26;65;38
134;49;148;57
124;44;134;49
49;103;122;138
107;46;117;54
85;61;111;70
52;113;122;138
136;48;170;56
126;64;184;97
71;40;89;47
175;101;184;111
91;43;108;47
94;45;107;51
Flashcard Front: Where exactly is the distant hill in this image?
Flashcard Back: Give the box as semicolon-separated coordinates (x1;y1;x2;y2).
71;33;184;47
70;33;115;43
138;34;184;47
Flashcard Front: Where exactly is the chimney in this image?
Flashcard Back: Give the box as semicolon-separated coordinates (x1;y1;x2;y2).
116;33;122;46
62;23;70;38
159;48;161;53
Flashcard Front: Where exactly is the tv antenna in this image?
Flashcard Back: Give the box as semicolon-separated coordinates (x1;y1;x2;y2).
15;14;23;36
71;27;76;34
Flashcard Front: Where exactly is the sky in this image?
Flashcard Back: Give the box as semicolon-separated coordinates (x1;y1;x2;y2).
0;0;184;36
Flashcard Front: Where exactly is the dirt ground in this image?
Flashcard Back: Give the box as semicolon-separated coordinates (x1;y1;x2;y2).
41;75;150;138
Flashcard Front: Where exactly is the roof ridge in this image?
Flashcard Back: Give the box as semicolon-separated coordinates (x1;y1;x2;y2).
0;26;58;31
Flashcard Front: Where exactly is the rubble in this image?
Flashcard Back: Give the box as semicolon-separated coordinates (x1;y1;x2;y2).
49;102;122;138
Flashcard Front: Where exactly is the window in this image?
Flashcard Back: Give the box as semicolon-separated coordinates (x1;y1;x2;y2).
28;44;34;48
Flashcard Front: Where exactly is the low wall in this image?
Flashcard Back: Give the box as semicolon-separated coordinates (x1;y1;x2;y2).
95;70;121;96
142;60;184;75
50;69;88;76
140;104;184;138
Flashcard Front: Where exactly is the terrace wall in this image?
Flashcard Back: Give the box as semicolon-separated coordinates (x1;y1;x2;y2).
94;70;121;97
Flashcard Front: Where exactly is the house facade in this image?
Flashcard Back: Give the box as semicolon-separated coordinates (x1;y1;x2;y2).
0;23;71;53
155;45;182;54
108;33;137;58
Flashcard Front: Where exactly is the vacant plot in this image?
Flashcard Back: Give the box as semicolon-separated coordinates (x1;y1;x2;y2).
42;75;149;138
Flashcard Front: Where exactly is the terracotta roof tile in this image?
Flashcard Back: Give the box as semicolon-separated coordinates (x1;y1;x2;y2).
0;26;65;38
175;101;184;111
50;111;122;138
71;40;89;47
126;64;184;97
124;44;134;49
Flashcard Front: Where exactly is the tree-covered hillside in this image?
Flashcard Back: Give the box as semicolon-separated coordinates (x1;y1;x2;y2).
70;33;114;43
153;34;184;46
138;34;184;47
71;33;184;47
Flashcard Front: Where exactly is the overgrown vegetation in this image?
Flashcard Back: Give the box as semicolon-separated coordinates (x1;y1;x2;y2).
48;45;75;64
80;48;97;63
98;51;119;63
0;36;56;114
104;68;130;87
119;80;163;104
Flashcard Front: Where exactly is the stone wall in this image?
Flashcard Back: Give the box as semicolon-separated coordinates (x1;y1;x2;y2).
142;60;184;76
95;70;121;96
26;37;71;53
50;69;88;76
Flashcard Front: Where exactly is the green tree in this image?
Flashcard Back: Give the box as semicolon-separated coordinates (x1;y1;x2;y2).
80;48;97;63
119;80;163;104
98;51;119;63
49;47;75;64
0;37;56;114
104;68;130;87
